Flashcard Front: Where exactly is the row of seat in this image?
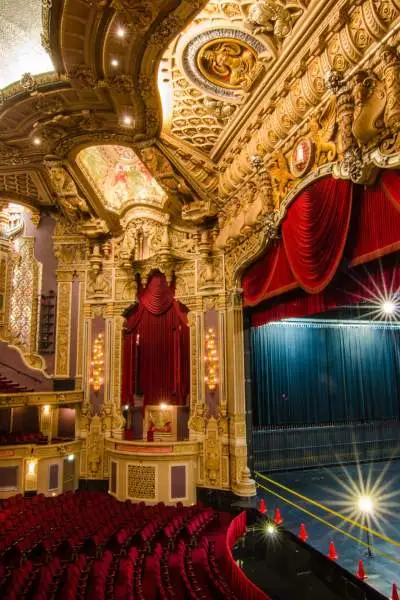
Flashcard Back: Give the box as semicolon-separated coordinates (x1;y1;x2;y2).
0;432;47;446
0;491;239;599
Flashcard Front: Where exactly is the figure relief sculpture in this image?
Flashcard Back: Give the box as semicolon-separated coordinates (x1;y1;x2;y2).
246;0;304;41
198;40;263;92
269;152;296;208
45;162;91;219
350;71;386;146
309;97;337;166
87;244;111;298
188;402;207;435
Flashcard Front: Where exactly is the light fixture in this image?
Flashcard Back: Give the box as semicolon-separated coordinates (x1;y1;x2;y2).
67;454;75;462
358;495;374;514
382;300;396;315
123;404;129;411
160;402;168;411
266;523;277;536
33;137;42;146
90;332;105;392
204;327;219;392
111;58;119;67
116;26;126;38
28;460;36;475
43;404;50;416
122;115;133;126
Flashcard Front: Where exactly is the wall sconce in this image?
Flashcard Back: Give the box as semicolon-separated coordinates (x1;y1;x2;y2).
43;404;50;416
27;460;37;475
90;332;105;392
67;454;75;462
204;327;218;392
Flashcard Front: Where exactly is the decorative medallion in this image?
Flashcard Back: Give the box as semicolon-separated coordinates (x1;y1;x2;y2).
291;138;315;177
197;39;258;91
181;28;266;101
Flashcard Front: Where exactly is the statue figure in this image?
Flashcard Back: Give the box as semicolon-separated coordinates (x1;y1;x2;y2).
45;162;91;218
269;151;296;207
309;97;337;165
87;245;111;297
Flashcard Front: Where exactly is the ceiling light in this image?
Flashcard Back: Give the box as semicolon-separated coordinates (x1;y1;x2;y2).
111;58;119;67
33;137;42;146
116;26;126;38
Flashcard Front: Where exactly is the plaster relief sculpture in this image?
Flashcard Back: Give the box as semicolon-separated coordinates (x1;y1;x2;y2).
351;71;386;146
246;0;304;40
309;97;337;166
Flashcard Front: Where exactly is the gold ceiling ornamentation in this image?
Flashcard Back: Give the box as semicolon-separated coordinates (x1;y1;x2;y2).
197;38;262;92
246;0;304;40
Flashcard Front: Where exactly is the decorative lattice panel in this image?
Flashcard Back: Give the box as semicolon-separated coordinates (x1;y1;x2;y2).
127;464;156;500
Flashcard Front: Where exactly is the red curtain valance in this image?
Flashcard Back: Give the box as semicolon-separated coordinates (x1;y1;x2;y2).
122;272;190;407
282;177;352;293
243;170;400;313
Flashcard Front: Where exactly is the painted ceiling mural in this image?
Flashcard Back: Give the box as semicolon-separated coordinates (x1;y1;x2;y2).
76;146;167;213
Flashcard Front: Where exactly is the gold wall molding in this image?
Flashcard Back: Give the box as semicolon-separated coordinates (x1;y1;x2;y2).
0;390;83;408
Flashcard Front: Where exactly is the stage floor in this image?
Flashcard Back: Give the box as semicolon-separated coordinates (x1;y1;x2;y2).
256;460;400;598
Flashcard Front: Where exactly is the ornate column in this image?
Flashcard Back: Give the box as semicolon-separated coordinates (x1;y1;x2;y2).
54;272;73;378
225;288;256;497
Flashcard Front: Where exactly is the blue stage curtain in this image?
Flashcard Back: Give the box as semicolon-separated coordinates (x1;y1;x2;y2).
251;321;400;426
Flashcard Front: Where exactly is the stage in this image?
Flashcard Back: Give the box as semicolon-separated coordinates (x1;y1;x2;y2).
255;460;400;598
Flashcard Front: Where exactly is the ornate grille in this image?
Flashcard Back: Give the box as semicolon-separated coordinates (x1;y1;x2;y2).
127;464;156;499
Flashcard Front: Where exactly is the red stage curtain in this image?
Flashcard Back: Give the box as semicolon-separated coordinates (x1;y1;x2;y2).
282;177;352;293
122;273;189;407
243;171;400;313
348;171;400;266
241;240;297;306
250;254;400;326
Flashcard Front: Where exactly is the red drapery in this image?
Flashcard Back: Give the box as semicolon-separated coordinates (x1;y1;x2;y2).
282;178;352;293
243;170;400;323
122;273;190;406
224;512;270;600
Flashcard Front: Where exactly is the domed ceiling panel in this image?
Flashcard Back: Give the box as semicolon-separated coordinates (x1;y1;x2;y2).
76;145;167;214
0;0;54;90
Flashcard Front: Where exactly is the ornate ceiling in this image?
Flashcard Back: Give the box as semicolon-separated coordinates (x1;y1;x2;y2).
0;1;54;90
0;0;399;237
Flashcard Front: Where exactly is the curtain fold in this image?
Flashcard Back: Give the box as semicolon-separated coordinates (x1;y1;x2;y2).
121;273;189;407
251;321;400;426
249;254;400;326
282;177;353;293
242;171;400;310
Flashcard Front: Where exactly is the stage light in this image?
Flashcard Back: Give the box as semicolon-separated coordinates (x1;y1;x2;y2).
382;300;396;315
67;454;75;462
265;523;277;536
358;495;374;514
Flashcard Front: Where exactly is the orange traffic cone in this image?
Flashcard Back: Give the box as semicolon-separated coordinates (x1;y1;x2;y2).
298;523;308;542
356;559;368;581
258;498;267;514
328;541;338;561
274;508;283;526
391;583;399;600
